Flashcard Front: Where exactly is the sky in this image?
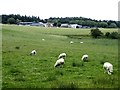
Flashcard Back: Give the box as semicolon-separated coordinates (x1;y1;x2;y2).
0;0;119;21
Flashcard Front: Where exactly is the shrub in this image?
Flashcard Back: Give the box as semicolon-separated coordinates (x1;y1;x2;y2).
105;32;110;38
90;28;103;38
109;32;119;39
105;32;119;39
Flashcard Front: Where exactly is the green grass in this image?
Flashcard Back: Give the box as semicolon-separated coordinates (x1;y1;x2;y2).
0;24;2;89
2;24;118;88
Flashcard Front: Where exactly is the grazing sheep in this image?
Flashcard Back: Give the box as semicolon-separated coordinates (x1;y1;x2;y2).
81;54;88;61
58;53;66;59
80;42;83;44
42;39;45;41
54;58;65;67
103;62;113;75
30;50;36;55
70;41;74;44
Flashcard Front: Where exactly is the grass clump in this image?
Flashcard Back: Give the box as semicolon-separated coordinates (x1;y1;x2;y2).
72;61;84;67
52;81;78;89
15;46;20;49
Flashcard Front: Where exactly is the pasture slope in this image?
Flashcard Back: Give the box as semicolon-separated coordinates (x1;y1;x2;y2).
2;24;118;89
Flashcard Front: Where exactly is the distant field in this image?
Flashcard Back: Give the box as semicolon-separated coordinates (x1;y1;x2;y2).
2;24;118;88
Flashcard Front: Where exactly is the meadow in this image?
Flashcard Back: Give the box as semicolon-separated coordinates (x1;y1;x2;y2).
2;24;118;88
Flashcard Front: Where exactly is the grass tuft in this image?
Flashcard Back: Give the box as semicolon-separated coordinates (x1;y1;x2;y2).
9;68;22;76
72;61;84;67
15;46;20;49
56;81;78;89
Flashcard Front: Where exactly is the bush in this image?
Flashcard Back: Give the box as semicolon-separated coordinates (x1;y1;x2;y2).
105;32;119;39
109;32;119;39
90;28;103;38
105;32;110;38
7;18;16;24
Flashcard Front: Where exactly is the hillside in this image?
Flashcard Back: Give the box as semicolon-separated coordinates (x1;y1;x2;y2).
1;14;120;28
2;25;118;88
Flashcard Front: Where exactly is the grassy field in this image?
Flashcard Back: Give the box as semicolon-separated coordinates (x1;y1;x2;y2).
2;24;118;88
0;24;2;89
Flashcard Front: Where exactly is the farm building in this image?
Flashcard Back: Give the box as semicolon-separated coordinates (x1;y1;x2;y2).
69;24;82;28
82;26;90;28
44;23;53;27
60;24;83;28
19;22;33;26
31;22;44;26
19;22;44;26
61;24;69;28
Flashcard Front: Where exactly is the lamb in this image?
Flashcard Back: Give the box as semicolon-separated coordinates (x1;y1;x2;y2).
30;50;37;55
58;53;66;59
54;58;65;67
81;54;88;61
103;62;113;75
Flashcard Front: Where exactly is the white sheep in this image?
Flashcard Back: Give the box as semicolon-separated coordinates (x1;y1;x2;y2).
42;38;45;41
81;54;88;61
54;58;65;67
58;53;66;59
103;62;113;75
80;42;83;44
30;50;37;55
70;41;74;44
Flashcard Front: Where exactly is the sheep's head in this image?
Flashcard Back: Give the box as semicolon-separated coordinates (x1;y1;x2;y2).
109;66;113;73
108;66;113;75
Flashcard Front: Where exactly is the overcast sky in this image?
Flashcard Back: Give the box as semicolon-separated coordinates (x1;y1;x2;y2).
0;0;119;20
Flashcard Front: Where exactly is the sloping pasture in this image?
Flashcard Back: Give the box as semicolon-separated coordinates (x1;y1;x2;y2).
2;25;118;88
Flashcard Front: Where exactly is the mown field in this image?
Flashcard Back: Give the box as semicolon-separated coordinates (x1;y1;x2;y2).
2;24;118;88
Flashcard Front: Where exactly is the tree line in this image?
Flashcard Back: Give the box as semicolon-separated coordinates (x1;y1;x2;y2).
48;17;120;28
1;14;120;28
1;14;45;24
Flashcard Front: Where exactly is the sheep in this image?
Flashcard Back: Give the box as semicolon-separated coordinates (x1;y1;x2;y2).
81;54;88;61
54;58;65;67
80;42;83;44
58;53;66;59
30;50;37;55
42;38;45;41
70;41;74;44
103;62;113;75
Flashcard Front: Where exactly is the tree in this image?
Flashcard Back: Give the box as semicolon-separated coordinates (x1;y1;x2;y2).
7;18;16;24
105;32;110;38
90;28;103;38
108;23;117;28
16;19;21;24
98;22;108;28
53;22;57;27
2;15;8;24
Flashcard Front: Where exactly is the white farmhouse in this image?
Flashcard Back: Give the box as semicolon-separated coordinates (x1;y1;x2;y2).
69;24;82;28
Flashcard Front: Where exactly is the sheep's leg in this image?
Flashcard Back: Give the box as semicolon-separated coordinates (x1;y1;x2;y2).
108;71;111;75
103;67;107;73
60;62;64;68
